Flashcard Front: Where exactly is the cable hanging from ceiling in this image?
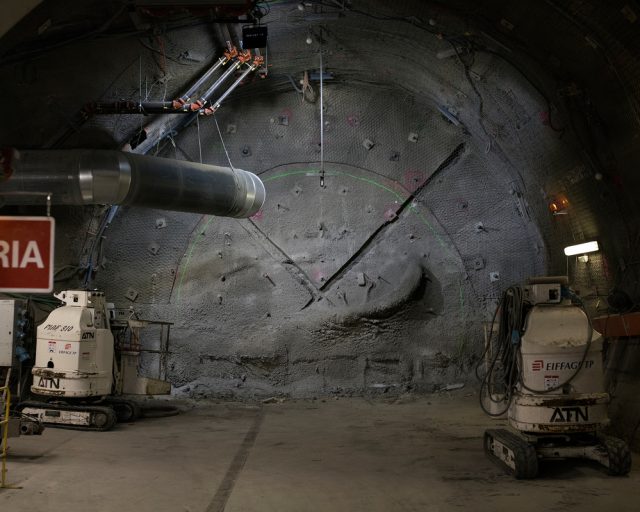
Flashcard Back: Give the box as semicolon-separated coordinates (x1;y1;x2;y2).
319;27;325;188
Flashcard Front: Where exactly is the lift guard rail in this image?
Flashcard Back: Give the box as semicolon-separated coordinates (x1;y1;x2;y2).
0;385;20;489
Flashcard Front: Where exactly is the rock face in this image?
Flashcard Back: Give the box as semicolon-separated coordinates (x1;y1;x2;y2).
90;89;544;397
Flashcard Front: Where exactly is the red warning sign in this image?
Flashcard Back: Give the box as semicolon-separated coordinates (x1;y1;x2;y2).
0;216;55;293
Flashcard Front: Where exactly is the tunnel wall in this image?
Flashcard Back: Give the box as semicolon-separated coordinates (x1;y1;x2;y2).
88;61;565;398
606;338;640;450
93;86;545;397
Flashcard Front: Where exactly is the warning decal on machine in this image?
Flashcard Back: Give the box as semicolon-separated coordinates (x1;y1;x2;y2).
544;375;559;390
48;341;56;353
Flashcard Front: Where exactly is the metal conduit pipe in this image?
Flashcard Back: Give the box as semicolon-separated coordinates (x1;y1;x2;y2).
1;149;265;218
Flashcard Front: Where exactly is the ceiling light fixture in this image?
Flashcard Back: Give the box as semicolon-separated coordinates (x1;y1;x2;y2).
564;241;599;256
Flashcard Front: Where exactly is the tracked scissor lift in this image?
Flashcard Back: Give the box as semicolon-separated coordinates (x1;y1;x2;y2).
481;278;632;478
18;291;141;431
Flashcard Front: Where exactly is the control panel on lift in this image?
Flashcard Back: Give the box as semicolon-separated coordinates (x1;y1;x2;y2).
523;276;567;305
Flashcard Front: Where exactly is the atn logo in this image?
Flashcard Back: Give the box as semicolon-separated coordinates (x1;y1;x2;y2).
38;377;60;389
550;406;589;422
65;343;71;350
532;360;544;371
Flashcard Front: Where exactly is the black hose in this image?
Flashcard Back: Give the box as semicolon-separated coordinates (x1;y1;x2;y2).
478;286;525;416
139;403;181;419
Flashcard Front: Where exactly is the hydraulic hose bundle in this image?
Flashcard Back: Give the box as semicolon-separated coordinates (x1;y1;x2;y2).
478;286;525;416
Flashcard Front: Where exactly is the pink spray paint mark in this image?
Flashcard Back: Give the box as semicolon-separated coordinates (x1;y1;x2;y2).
312;268;325;283
383;203;400;221
250;210;264;221
539;111;550;126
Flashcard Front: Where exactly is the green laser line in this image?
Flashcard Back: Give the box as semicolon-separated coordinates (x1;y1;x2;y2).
175;168;463;302
176;215;215;302
265;169;406;201
265;170;456;256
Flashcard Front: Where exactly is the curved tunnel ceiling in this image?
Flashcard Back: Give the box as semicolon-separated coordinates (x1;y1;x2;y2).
0;0;638;396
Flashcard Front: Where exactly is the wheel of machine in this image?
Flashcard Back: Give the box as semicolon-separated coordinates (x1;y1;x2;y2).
92;412;109;429
112;400;142;423
19;419;44;435
602;436;632;476
91;408;117;431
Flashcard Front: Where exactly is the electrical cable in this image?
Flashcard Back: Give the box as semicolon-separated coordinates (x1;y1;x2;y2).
309;0;440;35
0;4;128;67
213;116;236;173
319;39;324;187
477;299;510;416
474;47;565;134
196;115;203;164
285;74;303;93
477;286;524;416
449;40;492;153
83;205;119;287
82;210;110;287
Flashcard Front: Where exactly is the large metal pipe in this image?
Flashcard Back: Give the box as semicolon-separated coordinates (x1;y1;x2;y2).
1;149;265;218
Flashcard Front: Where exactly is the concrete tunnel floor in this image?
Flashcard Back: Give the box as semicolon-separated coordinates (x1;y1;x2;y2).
2;391;639;512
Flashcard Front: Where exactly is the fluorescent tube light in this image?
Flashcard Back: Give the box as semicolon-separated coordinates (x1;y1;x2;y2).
564;241;599;256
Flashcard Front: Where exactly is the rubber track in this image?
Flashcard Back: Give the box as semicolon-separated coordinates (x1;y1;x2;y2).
485;428;538;479
18;401;117;431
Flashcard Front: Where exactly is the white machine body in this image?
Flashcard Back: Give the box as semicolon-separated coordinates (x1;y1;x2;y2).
509;302;609;434
31;290;114;398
